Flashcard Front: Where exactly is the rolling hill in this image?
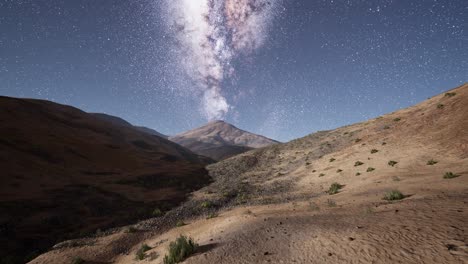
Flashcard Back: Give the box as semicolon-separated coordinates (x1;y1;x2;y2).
0;97;211;263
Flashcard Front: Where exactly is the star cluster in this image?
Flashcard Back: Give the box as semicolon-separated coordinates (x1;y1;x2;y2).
0;0;466;141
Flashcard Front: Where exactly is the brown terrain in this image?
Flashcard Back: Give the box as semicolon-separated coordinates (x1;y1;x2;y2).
0;97;212;263
17;84;468;263
169;120;279;161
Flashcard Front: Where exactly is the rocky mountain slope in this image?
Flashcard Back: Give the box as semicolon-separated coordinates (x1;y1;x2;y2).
92;113;168;138
0;97;211;263
169;120;279;160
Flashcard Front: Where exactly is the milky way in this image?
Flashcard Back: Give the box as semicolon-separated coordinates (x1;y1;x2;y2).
162;0;282;120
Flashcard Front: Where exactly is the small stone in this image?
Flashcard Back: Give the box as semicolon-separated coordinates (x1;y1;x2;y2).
328;253;333;256
348;237;355;241
264;251;269;255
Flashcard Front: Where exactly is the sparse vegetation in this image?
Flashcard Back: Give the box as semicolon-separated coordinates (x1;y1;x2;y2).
443;172;460;179
200;201;213;208
126;226;138;233
393;118;401;122
312;170;316;173
136;244;152;260
355;138;362;143
176;221;186;227
364;206;374;215
206;213;218;219
388;160;398;167
445;92;456;97
437;104;444;109
383;190;405;201
336;169;343;173
383;125;390;129
327;199;337;207
382;142;387;145
427;159;438;165
354;161;364;167
152;208;163;217
329;158;336;162
319;173;325;177
163;235;198;264
370;149;378;154
356;172;361;176
72;257;85;264
366;167;375;172
327;183;344;195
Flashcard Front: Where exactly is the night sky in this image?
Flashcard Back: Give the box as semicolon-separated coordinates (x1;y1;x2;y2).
1;0;467;142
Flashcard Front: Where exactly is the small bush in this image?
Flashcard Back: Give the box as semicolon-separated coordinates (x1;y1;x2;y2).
152;208;163;217
437;104;444;109
309;202;320;211
354;161;364;167
366;167;375;172
206;213;218;219
445;92;456;97
370;149;378;154
427;159;438;165
393;118;401;122
355;138;362;143
388;160;398;167
126;226;138;233
329;158;336;162
72;257;85;264
327;199;337;207
383;125;390;129
356;172;361;176
336;169;343;173
319;173;325;177
163;235;198;264
383;190;405;201
312;170;316;173
136;244;152;260
200;201;213;208
382;142;387;145
327;183;343;195
176;221;186;227
443;172;460;179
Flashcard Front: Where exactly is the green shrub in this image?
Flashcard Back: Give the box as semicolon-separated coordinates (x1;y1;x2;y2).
355;172;361;176
126;226;138;233
136;244;152;260
354;161;364;167
388;160;398;167
427;159;438;165
393;118;401;122
176;221;186;227
152;208;163;217
200;201;213;208
319;173;325;177
445;92;456;97
336;169;343;173
327;183;343;195
71;257;85;264
437;104;444;109
366;167;375;172
370;149;379;154
383;190;405;201
206;213;218;219
443;172;460;179
163;235;198;264
355;138;362;143
329;158;336;162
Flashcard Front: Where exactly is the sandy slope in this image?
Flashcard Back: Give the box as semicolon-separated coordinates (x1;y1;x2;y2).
31;84;468;264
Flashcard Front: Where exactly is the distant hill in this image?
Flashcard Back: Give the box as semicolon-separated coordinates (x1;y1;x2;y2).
91;113;168;138
0;97;211;263
169;120;279;160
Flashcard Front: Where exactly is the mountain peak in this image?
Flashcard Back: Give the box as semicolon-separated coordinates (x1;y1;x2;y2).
169;121;279;160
